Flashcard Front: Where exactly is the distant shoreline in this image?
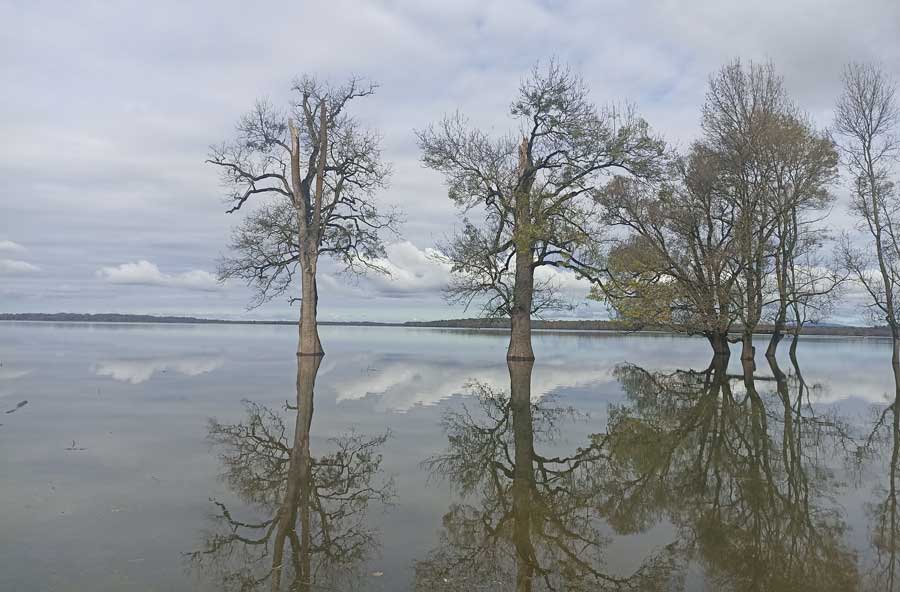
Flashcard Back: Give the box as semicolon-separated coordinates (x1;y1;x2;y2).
0;312;890;338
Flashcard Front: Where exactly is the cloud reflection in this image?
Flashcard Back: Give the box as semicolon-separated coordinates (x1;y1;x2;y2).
326;353;617;411
94;354;224;384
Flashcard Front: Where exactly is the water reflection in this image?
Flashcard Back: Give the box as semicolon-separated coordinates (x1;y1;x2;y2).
416;360;680;591
419;353;868;590
95;354;224;384
329;353;621;411
188;355;394;591
605;356;859;591
865;401;900;591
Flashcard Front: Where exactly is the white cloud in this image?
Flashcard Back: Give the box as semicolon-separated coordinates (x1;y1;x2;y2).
96;260;221;291
342;241;452;298
0;240;25;254
353;241;593;299
535;265;593;296
0;259;40;274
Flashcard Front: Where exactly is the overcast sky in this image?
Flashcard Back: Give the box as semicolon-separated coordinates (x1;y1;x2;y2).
2;0;899;322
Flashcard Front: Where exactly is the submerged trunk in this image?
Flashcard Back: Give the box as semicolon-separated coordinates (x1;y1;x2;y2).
788;323;801;361
507;249;535;361
508;359;536;592
887;402;900;591
766;327;784;358
766;290;787;358
271;355;320;591
741;330;755;366
707;331;732;358
298;264;323;357
893;331;900;406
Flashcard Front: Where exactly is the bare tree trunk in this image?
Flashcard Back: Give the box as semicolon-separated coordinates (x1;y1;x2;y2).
508;359;536;592
508;249;535;361
741;330;755;366
768;233;790;359
766;325;784;359
767;252;787;358
271;355;320;591
508;137;536;362
788;324;801;361
298;263;323;357
892;331;900;407
707;331;731;358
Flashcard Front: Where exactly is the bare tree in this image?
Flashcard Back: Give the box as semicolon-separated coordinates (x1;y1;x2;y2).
781;245;844;360
210;77;399;356
418;60;666;360
763;113;841;357
834;63;900;406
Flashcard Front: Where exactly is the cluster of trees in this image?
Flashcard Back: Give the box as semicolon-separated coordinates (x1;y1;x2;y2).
210;60;898;376
597;62;841;361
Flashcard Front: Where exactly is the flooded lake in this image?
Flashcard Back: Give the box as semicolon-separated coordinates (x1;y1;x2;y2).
2;321;899;591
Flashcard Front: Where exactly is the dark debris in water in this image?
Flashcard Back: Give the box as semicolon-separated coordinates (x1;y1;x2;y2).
5;400;28;414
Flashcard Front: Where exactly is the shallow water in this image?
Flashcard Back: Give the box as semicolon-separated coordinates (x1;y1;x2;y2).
1;322;898;591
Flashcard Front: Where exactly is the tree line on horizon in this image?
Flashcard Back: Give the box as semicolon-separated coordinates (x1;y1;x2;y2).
208;59;900;386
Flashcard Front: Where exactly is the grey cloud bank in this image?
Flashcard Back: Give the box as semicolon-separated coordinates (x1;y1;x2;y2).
2;0;899;323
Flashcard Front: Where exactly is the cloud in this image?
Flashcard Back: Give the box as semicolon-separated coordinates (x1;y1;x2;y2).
347;242;593;299
535;265;593;295
96;260;221;291
0;259;40;274
0;240;25;254
361;241;452;298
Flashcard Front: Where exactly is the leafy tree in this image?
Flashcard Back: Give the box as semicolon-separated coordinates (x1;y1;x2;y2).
419;60;666;360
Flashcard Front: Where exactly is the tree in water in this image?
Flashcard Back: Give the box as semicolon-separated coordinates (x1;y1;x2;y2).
187;355;394;591
415;360;681;591
210;77;400;356
596;60;839;360
595;145;743;357
835;63;900;414
762;114;841;358
418;60;666;360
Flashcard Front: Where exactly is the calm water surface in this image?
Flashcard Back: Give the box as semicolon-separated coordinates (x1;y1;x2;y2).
1;322;899;591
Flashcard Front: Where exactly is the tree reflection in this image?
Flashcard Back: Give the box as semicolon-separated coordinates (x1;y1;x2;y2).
415;360;681;591
188;355;394;591
864;395;900;590
604;355;858;591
